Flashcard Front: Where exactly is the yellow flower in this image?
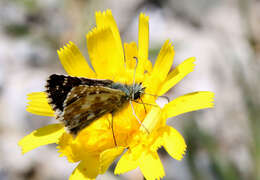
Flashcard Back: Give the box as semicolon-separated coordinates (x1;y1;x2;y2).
18;9;214;180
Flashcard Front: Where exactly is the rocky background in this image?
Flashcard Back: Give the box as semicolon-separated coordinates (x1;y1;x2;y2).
0;0;259;179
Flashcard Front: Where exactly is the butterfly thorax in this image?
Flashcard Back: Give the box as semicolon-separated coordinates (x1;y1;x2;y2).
111;83;145;101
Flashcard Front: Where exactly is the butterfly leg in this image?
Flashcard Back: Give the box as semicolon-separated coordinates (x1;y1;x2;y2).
111;113;117;147
140;98;147;114
130;100;150;134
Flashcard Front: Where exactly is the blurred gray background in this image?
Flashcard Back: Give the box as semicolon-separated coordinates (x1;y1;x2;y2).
0;0;259;179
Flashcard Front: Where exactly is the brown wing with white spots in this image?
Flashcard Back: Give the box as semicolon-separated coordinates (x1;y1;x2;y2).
45;74;113;113
59;85;128;135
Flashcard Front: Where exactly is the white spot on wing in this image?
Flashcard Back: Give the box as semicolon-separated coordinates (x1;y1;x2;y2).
62;78;68;86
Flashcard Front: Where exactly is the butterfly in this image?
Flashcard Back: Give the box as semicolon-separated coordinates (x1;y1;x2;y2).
45;74;145;136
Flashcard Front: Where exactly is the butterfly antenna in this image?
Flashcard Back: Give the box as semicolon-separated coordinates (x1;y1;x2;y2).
143;93;170;103
130;100;149;134
132;57;138;99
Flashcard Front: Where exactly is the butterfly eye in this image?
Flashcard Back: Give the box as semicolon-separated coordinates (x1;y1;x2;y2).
134;91;141;100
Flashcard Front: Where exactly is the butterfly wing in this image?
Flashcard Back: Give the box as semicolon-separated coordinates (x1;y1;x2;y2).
61;85;127;135
45;74;127;135
45;74;113;112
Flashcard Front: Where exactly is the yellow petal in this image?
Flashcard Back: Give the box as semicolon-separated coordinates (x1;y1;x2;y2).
69;157;99;180
152;40;174;82
122;41;152;83
86;27;125;80
159;57;195;95
163;91;214;118
70;176;94;180
57;133;82;163
95;9;124;69
114;150;138;175
124;41;152;74
99;146;125;174
137;13;149;75
57;41;96;78
145;59;153;73
138;152;165;180
145;40;174;94
124;42;138;69
140;107;162;132
26;92;54;116
18;124;65;154
160;126;186;160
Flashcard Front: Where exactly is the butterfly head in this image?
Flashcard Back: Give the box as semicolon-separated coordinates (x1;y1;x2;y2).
131;83;145;100
111;82;145;101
